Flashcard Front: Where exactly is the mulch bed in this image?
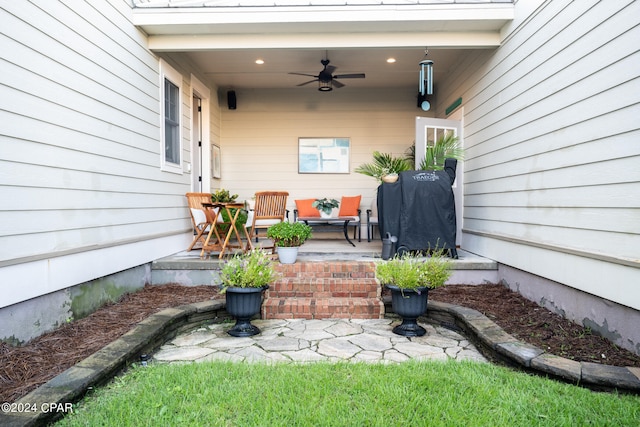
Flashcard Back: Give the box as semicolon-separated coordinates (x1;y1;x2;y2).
1;283;639;403
0;285;221;404
430;285;640;368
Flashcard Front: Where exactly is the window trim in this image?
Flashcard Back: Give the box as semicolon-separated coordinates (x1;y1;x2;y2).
159;59;183;174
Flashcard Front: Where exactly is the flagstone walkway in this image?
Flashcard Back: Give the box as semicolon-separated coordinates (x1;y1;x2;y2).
153;318;488;364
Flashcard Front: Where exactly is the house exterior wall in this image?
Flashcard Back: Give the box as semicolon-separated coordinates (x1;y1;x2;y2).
0;1;218;342
437;1;640;351
2;0;638;355
217;87;427;214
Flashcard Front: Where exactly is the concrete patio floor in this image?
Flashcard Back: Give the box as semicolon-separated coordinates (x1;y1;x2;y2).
153;318;488;365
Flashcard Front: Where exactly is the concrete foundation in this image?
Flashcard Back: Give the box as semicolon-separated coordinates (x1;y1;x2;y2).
499;264;640;356
0;265;150;345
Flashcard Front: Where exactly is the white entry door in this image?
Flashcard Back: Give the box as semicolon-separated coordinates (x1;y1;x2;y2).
191;96;202;192
415;117;463;246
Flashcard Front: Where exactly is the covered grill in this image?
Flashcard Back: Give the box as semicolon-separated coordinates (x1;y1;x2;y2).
377;158;458;258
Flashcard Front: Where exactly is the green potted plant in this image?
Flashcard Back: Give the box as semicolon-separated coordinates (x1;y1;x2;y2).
211;189;238;203
312;198;339;218
355;151;412;183
266;221;313;264
210;189;247;236
376;252;452;337
220;249;278;337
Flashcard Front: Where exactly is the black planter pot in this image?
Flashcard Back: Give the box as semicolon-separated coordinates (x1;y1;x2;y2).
386;285;430;337
225;285;269;337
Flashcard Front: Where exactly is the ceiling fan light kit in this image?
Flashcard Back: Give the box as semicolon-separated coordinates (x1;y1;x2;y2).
318;81;332;91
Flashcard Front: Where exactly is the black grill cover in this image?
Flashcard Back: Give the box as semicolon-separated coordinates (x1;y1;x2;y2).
377;159;457;256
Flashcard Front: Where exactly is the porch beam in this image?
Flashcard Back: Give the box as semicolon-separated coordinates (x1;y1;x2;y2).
132;4;514;29
147;31;501;51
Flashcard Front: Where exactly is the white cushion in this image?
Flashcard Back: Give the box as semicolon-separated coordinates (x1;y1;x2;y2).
329;216;360;224
190;208;207;225
191;207;222;226
253;219;283;227
246;211;282;228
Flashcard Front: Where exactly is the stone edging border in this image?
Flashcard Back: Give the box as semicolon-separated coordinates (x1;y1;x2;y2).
1;300;228;427
426;300;640;393
2;298;638;426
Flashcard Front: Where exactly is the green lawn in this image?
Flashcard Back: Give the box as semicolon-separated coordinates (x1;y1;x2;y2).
57;360;639;427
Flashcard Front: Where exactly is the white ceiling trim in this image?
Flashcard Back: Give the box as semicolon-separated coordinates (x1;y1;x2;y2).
132;4;514;31
148;32;501;51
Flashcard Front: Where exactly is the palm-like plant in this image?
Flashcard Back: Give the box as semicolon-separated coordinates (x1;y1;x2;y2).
418;133;464;171
355;151;411;183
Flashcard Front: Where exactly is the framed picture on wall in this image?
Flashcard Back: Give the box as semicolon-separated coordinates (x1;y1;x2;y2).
212;145;221;179
298;137;350;173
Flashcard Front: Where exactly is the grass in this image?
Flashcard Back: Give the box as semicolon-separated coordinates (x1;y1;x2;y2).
56;360;639;427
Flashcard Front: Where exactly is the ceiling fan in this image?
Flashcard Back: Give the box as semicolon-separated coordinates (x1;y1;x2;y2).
289;59;365;91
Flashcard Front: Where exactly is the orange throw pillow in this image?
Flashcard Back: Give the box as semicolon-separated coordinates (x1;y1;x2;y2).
295;199;320;217
338;195;361;217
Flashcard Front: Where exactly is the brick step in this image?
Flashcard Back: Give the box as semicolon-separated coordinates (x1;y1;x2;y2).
275;261;376;280
268;278;378;298
265;260;383;320
262;297;384;320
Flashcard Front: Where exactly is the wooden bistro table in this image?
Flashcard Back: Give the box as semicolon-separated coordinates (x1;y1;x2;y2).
201;202;249;258
296;216;357;247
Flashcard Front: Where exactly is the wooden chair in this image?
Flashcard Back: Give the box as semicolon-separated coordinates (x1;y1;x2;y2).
185;192;217;251
245;191;289;252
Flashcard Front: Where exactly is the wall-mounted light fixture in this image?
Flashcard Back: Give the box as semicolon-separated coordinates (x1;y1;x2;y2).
418;58;433;111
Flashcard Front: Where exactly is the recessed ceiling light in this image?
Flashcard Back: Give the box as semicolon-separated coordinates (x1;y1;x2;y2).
255;59;265;65
386;58;396;63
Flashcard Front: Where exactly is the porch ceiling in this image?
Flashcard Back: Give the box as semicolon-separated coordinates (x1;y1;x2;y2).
132;1;513;90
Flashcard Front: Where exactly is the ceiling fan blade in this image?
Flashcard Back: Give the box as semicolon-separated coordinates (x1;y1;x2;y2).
332;79;345;88
325;65;337;74
289;72;318;78
296;79;318;86
334;73;365;79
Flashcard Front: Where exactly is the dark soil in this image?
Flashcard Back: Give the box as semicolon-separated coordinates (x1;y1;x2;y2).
430;285;640;368
1;283;639;403
0;285;222;404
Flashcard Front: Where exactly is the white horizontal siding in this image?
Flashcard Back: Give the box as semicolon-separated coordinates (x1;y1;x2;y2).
464;233;640;311
464;206;637;236
465;120;640;181
464;182;639;210
0;1;206;265
465;4;637;152
465;157;640;197
1;234;192;310
437;0;640;306
2;4;158;118
218;88;425;213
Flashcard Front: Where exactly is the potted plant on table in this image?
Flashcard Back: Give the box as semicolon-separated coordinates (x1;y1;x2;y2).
355;151;412;184
220;249;278;337
376;252;452;337
211;189;239;203
210;189;247;236
266;221;313;264
312;198;339;218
